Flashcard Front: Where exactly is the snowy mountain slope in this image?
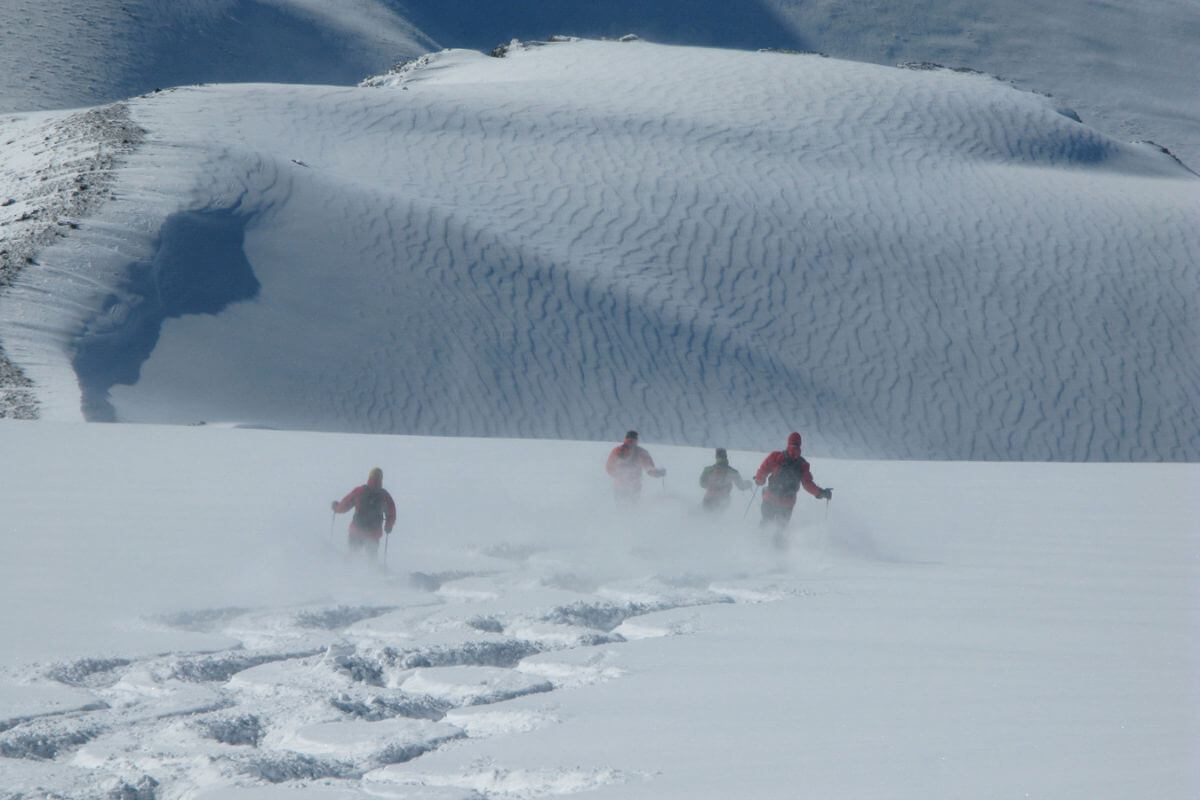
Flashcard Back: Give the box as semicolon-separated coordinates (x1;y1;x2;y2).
2;0;1197;172
398;0;1200;169
2;41;1197;460
764;0;1200;170
0;421;1196;798
0;0;434;115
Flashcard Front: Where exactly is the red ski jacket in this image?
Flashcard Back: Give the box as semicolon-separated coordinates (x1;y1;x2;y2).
334;477;396;539
606;443;659;490
754;451;822;508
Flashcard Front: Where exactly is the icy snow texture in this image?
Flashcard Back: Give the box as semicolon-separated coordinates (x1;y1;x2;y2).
2;41;1197;459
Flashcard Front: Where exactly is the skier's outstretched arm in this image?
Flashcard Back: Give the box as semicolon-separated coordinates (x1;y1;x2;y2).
801;465;832;500
754;453;779;485
332;486;361;513
733;469;752;490
640;449;665;478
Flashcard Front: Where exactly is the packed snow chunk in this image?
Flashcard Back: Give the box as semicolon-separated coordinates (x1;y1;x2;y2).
162;646;327;684
228;652;357;696
0;715;100;760
436;576;503;602
400;666;553;707
343;604;445;641
281;716;463;765
98;667;226;718
612;616;692;640
196;713;267;747
516;648;626;690
0;679;104;727
443;706;560;738
351;631;544;684
611;605;712;640
0;756;119;800
504;621;623;648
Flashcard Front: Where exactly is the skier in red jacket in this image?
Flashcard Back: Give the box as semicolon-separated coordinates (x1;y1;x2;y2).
331;467;396;561
754;432;832;528
606;430;666;503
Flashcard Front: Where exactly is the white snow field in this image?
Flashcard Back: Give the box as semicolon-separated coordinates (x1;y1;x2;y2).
0;420;1196;799
2;40;1198;459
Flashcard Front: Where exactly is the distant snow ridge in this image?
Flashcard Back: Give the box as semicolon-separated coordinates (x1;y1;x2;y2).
1;40;1198;460
0;0;435;115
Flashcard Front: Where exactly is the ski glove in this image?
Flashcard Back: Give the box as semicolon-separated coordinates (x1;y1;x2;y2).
817;488;833;500
650;468;666;478
330;500;338;511
385;523;394;534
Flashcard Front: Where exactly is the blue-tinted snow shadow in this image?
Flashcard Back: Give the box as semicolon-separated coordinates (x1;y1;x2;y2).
134;0;433;97
73;208;260;421
403;0;810;52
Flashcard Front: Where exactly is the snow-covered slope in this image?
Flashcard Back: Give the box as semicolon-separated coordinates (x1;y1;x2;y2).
2;41;1197;459
0;421;1196;798
0;0;434;115
403;0;1200;169
763;0;1200;171
3;0;1197;170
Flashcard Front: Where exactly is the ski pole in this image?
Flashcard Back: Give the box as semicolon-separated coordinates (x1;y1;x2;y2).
742;485;759;519
329;510;335;542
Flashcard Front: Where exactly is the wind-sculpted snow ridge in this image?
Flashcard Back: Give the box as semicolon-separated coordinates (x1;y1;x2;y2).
1;40;1198;459
0;103;145;419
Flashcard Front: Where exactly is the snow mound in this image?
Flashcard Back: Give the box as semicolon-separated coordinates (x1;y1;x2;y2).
281;717;464;763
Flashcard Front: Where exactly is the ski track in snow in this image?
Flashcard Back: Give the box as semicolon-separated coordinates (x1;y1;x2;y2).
0;41;1198;460
0;556;799;799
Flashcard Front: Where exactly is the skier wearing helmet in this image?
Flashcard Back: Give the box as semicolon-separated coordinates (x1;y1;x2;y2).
606;430;666;503
754;432;832;529
331;467;397;562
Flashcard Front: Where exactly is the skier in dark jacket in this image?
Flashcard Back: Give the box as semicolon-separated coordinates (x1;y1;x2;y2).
332;467;396;561
754;432;831;528
699;448;752;512
606;430;666;503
